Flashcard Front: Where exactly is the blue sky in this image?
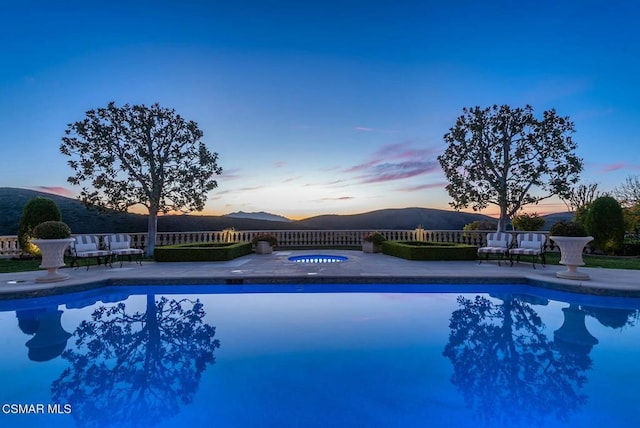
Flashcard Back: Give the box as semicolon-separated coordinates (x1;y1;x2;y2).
1;0;639;219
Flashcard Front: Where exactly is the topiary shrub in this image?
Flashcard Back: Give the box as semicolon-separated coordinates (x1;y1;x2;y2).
584;196;625;255
549;221;587;237
32;221;72;239
154;242;253;262
18;198;63;256
382;241;478;261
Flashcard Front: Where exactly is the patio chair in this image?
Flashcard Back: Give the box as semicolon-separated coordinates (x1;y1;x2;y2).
478;232;513;266
71;235;112;270
509;232;547;268
104;234;144;267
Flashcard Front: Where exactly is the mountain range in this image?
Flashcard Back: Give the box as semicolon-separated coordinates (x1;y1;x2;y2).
0;187;571;236
224;211;292;222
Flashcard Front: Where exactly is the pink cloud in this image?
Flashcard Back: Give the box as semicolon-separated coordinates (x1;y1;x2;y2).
220;168;243;180
353;126;401;133
397;182;448;192
372;141;441;161
343;159;380;173
32;186;75;197
321;196;355;201
274;161;287;168
599;162;640;172
342;140;443;185
282;176;300;183
357;161;439;184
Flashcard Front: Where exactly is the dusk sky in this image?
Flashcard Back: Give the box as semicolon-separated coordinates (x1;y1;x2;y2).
2;0;639;219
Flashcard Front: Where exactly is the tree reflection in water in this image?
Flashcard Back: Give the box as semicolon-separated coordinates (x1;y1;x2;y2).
51;295;220;428
443;295;591;427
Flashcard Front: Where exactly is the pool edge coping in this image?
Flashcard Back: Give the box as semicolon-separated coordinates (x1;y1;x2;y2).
1;273;639;301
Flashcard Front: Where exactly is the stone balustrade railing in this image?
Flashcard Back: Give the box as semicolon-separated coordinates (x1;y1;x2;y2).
0;229;558;258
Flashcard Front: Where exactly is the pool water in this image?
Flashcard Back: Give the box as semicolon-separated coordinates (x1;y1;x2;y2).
0;284;639;428
288;254;348;263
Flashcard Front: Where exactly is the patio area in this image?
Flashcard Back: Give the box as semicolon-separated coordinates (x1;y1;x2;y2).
1;250;639;299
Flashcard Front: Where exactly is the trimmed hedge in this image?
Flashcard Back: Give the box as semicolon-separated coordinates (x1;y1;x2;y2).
382;241;478;261
154;242;253;262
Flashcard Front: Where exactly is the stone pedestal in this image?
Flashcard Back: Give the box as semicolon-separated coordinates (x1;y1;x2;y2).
31;238;74;283
362;241;381;253
255;241;273;254
550;236;593;280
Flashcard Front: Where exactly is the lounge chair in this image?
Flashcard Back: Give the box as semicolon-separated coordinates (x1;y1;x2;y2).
477;232;513;266
104;234;144;267
71;235;111;270
509;233;547;268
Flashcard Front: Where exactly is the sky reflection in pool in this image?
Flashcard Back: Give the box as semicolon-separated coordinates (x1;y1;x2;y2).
0;284;639;428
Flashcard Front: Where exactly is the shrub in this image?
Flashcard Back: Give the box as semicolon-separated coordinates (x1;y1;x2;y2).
251;233;278;246
623;236;640;256
154;242;252;262
463;220;498;231
511;212;545;231
584;196;625;254
18;198;63;255
623;203;640;234
363;232;386;245
382;241;477;261
549;221;587;237
32;221;72;239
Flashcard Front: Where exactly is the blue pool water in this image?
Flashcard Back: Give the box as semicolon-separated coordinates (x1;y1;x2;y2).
288;254;348;263
1;284;639;428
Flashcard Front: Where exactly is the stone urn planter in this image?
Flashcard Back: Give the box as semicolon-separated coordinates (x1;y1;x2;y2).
31;238;75;283
252;233;277;255
362;241;381;253
255;240;273;254
29;220;73;283
362;232;385;253
550;235;594;280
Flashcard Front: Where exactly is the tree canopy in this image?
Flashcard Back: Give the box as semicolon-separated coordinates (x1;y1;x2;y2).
613;174;640;208
438;105;583;231
60;102;222;256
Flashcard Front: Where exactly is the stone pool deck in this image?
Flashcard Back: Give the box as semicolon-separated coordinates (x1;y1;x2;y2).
1;250;639;299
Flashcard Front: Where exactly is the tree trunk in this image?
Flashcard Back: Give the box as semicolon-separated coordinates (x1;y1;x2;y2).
497;205;509;232
147;209;158;258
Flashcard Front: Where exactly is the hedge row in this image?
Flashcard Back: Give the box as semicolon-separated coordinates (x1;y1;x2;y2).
154;242;253;262
382;241;478;261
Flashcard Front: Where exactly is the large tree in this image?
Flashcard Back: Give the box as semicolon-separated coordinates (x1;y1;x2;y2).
60;102;222;256
438;105;583;231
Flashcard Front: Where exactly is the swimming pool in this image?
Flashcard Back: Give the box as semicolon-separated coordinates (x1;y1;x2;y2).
1;284;639;428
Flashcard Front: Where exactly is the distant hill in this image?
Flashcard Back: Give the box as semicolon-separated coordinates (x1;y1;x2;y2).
0;187;573;235
296;207;494;230
224;211;292;222
540;212;574;230
0;188;305;235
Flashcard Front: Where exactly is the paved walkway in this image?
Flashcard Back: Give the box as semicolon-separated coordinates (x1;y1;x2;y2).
1;250;639;299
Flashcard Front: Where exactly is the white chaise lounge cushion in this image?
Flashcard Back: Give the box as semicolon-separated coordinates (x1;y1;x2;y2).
520;240;542;250
75;243;98;253
109;240;131;250
487;239;507;248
